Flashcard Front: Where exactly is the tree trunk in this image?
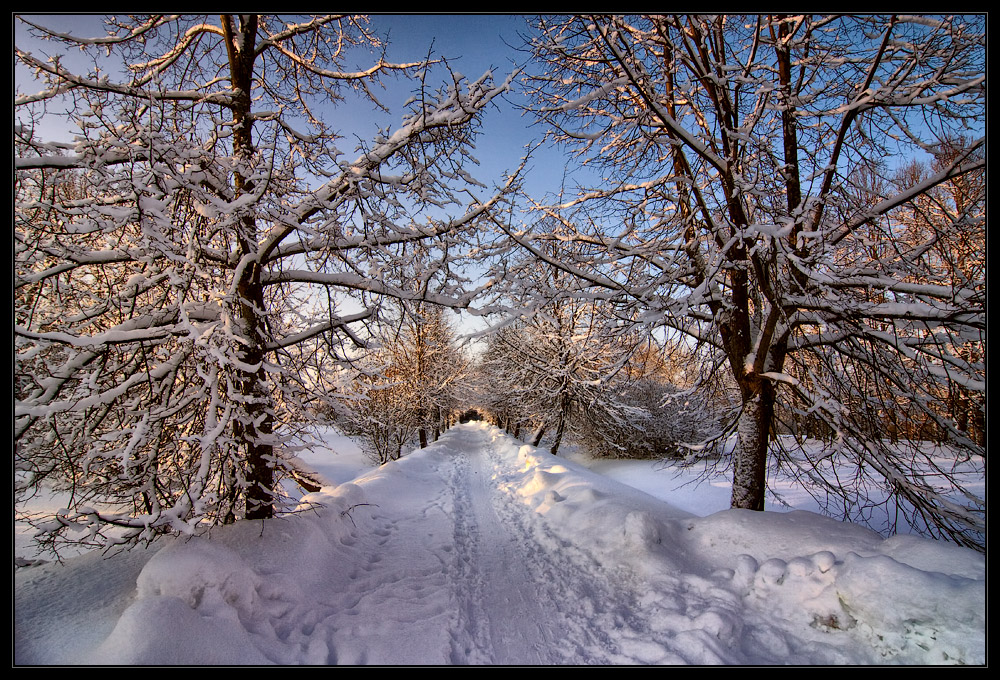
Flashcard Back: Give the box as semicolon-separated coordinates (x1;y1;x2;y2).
222;15;275;521
726;21;799;515
236;271;276;520
550;414;566;456
730;382;776;511
531;424;546;447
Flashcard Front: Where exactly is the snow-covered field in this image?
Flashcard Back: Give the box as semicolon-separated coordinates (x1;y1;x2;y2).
14;423;985;665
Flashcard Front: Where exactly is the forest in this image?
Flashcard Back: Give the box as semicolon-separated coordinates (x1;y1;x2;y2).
14;14;985;558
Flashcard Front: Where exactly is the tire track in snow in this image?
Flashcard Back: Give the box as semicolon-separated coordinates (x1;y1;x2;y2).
440;440;496;664
473;433;764;665
482;433;658;664
317;425;819;665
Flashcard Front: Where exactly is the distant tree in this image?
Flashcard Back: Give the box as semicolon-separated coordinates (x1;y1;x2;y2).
340;348;420;466
476;215;654;455
475;323;536;437
339;302;466;463
406;305;467;447
15;14;517;552
886;138;985;445
521;15;985;548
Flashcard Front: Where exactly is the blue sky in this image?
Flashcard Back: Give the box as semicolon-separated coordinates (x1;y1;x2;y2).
370;14;572;202
352;15;556;195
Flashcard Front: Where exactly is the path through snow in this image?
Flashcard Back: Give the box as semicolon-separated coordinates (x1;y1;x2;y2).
446;425;653;664
14;423;986;665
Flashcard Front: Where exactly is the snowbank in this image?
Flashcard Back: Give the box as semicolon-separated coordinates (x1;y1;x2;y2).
475;431;986;664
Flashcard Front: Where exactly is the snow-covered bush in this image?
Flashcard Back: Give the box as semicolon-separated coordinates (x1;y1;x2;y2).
574;379;724;460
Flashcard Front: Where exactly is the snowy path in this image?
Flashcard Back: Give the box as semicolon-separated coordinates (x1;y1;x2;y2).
313;424;662;664
444;426;645;664
14;423;986;666
446;428;565;664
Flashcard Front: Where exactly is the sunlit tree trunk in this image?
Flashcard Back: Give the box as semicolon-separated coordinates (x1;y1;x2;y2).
222;15;276;519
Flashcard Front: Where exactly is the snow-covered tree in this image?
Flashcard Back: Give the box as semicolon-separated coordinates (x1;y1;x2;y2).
14;14;517;552
341;301;467;463
401;304;467;447
520;15;984;548
339;348;420;466
474;323;533;437
475;216;653;455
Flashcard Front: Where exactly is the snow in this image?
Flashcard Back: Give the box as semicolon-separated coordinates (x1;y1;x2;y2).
14;423;985;666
